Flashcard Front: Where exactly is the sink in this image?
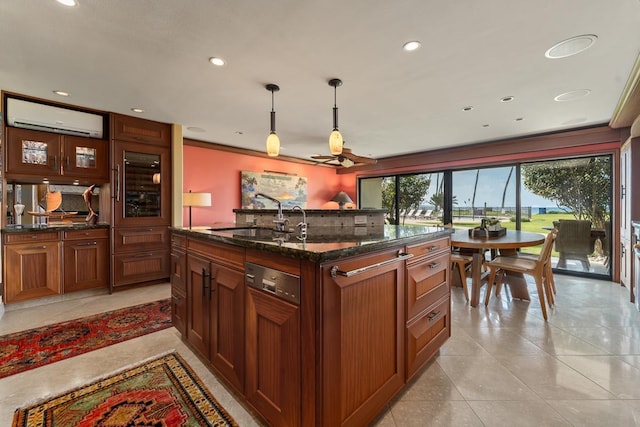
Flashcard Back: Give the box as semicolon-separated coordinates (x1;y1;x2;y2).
209;226;289;239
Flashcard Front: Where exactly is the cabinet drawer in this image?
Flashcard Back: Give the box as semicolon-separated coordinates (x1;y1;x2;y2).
406;297;451;380
188;239;244;270
406;237;450;263
112;249;170;287
63;228;109;240
113;227;169;252
406;251;450;320
4;231;60;244
171;233;187;249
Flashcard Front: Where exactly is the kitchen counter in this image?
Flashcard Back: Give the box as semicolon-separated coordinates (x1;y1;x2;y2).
171;224;452;262
2;223;110;233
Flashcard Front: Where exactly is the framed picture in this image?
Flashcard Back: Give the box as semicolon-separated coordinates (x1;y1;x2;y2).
241;171;307;209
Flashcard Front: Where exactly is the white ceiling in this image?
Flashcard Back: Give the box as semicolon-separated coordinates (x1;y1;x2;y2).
1;0;639;163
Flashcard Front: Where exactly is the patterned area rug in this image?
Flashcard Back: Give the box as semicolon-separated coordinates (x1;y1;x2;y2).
0;299;172;379
12;352;238;426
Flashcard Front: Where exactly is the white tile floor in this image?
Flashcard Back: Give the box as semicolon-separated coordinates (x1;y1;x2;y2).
1;275;640;426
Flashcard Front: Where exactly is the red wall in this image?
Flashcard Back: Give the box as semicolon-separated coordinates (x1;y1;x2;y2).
183;144;356;226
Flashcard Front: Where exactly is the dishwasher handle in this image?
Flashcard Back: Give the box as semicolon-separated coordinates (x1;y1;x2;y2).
330;251;414;278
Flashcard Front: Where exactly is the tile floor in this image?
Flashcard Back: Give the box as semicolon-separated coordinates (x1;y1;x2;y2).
1;275;640;426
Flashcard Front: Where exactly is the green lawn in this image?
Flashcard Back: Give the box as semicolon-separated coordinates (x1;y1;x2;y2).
415;212;577;256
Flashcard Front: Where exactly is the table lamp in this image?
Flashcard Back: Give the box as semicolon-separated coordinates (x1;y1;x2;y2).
331;191;353;210
183;190;211;229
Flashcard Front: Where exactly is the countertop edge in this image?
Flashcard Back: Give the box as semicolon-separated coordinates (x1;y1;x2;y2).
171;226;453;263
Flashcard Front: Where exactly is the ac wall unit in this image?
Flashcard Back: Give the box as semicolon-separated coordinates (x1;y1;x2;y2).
6;97;104;139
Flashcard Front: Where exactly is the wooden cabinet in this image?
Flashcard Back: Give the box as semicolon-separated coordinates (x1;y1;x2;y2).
404;238;451;380
3;228;110;303
320;248;406;427
63;228;109;292
112;113;172;145
170;234;187;335
3;232;61;303
621;137;640;301
185;239;245;392
245;287;300;427
5;127;108;184
110;114;171;289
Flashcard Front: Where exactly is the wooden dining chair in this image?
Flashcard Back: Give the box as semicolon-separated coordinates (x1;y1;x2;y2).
484;231;556;320
450;252;472;301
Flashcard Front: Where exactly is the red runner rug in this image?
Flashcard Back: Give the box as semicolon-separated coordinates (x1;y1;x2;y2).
13;352;238;426
0;299;172;379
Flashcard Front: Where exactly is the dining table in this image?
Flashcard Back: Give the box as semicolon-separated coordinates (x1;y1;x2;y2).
450;229;546;307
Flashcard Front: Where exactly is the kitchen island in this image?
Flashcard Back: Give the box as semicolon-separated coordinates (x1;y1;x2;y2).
171;224;452;426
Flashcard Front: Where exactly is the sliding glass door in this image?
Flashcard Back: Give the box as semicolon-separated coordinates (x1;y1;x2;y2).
358;154;613;280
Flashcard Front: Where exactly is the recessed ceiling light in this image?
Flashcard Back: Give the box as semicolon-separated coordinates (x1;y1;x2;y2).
554;89;591;102
402;41;421;52
500;96;515;102
186;126;206;133
545;34;597;59
131;108;144;113
209;57;226;66
56;0;78;6
53;90;69;97
462;106;474;112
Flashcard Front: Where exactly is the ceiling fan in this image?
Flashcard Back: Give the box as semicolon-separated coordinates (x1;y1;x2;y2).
311;146;377;167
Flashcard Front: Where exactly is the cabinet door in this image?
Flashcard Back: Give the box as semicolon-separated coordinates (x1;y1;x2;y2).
171;247;187;293
4;242;61;303
172;287;188;336
210;263;245;392
5;127;61;177
62;136;109;182
63;238;108;292
112;113;171;146
245;287;300;427
186;254;211;358
112;141;170;227
320;248;405;427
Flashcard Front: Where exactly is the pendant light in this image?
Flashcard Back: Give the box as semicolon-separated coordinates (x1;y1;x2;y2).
265;83;280;157
328;78;343;155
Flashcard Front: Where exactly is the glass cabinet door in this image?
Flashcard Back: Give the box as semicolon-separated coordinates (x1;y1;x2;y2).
113;141;169;226
123;151;161;218
6;127;61;176
62;136;108;182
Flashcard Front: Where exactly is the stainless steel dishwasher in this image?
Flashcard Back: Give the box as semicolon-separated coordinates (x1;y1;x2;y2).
245;262;300;305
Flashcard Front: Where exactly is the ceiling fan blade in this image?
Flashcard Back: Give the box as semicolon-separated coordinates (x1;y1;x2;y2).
343;151;377;164
311;155;337;160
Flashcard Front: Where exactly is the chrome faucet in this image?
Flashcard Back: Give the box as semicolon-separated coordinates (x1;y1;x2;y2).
292;205;307;240
255;193;288;231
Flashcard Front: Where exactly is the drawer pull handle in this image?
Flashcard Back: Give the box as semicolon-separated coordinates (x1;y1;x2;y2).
26;245;47;250
428;262;441;270
331;251;414;278
77;241;98;246
133;253;154;258
428;245;440;252
427;311;442;322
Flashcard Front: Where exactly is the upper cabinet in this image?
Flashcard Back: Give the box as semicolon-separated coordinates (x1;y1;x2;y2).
4;127;109;184
112;114;171;146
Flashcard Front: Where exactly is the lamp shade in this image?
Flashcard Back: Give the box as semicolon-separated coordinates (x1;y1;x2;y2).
329;129;343;155
183;192;211;207
266;132;280;157
331;191;353;209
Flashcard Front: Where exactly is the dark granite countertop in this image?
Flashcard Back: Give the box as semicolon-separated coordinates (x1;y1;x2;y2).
2;223;110;233
172;224;453;262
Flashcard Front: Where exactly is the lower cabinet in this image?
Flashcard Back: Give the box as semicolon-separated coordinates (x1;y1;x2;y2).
320;248;406;427
405;238;452;381
186;248;245;392
111;226;170;288
3;232;61;303
245;287;300;427
63;228;109;292
170;236;187;335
